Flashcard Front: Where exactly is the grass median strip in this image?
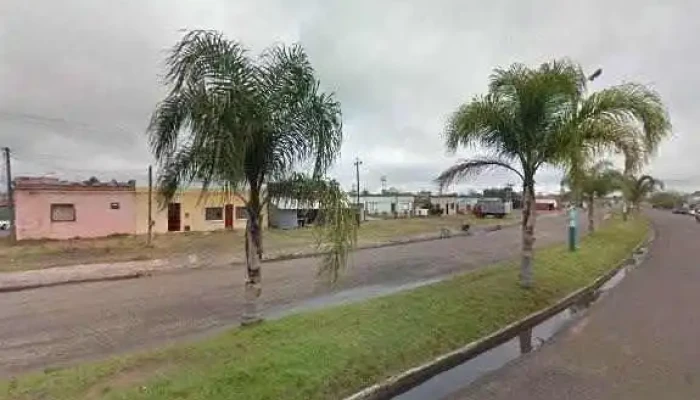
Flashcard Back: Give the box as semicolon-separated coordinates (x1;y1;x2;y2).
1;216;648;400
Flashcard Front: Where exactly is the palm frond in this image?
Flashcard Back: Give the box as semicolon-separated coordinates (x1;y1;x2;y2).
563;158;622;200
577;83;671;155
257;43;343;180
638;174;664;191
620;173;663;204
436;158;524;190
445;95;523;156
267;173;357;282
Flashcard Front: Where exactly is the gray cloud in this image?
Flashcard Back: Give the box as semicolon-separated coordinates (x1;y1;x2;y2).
1;0;697;193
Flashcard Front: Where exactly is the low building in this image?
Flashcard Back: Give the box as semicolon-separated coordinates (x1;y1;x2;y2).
430;194;458;215
358;193;415;216
14;177;137;240
135;188;262;234
268;199;319;229
535;198;558;211
456;196;480;213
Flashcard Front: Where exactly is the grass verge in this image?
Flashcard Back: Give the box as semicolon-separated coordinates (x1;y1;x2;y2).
0;216;647;400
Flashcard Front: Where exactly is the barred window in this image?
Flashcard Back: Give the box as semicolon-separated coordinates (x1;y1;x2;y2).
235;207;248;219
51;204;76;222
205;207;224;221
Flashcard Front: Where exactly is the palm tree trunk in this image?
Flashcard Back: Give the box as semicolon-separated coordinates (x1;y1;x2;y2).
242;194;264;326
587;195;595;233
520;181;536;288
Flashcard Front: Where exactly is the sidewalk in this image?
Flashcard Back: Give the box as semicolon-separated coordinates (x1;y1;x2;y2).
0;221;516;293
452;210;700;400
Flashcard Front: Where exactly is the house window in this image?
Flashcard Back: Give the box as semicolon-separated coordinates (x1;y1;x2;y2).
110;202;120;210
235;207;248;219
51;204;76;222
205;207;224;221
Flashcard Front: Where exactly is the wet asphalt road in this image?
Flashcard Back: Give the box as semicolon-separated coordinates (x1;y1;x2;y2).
0;213;578;376
451;210;700;400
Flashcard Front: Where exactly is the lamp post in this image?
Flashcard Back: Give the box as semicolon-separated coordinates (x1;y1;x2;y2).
354;157;363;224
568;203;578;252
566;67;602;251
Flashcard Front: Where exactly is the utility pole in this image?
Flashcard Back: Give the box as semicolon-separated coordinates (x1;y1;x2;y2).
147;165;153;246
354;157;363;224
3;147;15;243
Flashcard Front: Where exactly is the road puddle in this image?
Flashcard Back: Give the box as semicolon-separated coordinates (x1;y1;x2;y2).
393;252;644;400
393;308;579;400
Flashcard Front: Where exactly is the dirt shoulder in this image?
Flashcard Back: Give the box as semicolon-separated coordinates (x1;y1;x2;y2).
0;213;520;273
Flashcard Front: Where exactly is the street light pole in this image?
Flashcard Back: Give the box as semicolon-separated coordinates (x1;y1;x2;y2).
354;157;363;224
567;67;603;252
3;147;15;243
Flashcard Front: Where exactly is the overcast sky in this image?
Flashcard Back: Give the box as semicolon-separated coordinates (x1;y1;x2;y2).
0;0;697;194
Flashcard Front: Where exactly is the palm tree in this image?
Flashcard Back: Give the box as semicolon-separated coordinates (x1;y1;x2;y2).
437;60;670;288
621;174;664;215
561;161;621;233
148;30;357;324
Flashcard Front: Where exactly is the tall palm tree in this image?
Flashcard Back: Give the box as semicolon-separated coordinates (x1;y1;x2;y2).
621;174;664;214
561;161;621;233
437;60;670;288
148;30;356;324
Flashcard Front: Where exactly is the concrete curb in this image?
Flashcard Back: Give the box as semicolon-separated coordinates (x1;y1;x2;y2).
342;220;654;400
0;220;523;294
0;272;148;293
261;223;509;263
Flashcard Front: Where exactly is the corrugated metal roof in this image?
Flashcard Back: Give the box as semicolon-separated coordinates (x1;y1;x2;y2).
14;176;136;191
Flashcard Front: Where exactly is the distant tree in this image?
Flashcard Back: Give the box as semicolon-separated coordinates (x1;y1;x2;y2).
649;191;684;209
84;176;100;185
562;160;621;232
621;174;664;217
466;189;481;197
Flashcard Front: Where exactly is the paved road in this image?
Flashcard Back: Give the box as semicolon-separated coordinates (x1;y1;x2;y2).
451;210;700;400
0;213;579;376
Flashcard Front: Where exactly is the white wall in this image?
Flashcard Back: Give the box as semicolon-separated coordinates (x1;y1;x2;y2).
359;195;414;215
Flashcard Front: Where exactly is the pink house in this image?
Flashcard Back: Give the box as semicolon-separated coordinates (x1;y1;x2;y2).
14;177;137;240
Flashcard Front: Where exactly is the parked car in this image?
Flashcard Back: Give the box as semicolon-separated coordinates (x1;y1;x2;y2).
0;220;10;230
672;207;689;215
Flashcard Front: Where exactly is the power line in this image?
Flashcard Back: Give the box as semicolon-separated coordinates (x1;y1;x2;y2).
0;109;139;136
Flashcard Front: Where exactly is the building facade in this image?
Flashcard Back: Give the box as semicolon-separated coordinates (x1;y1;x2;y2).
430;195;458;215
268;199;319;229
359;194;415;216
14;177;137;240
135;188;260;234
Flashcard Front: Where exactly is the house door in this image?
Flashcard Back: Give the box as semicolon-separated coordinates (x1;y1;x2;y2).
167;203;181;232
224;204;234;229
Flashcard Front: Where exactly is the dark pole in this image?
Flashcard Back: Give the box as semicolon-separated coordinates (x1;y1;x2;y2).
3;147;15;243
147;165;153;246
354;157;362;224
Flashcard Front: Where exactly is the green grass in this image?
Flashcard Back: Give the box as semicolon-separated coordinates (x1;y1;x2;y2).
0;216;648;400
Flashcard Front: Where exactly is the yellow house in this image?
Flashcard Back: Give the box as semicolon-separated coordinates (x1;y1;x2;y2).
135;188;266;234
